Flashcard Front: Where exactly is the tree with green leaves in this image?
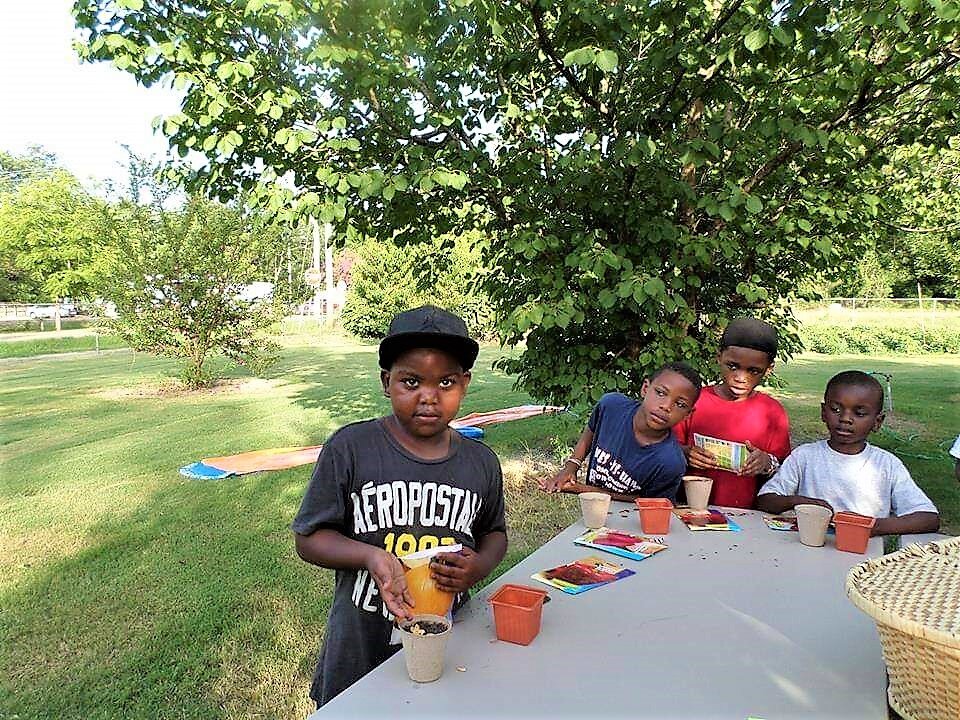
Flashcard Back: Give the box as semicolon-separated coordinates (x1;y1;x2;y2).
75;0;960;403
876;141;960;298
0;146;60;193
0;168;108;305
103;192;281;388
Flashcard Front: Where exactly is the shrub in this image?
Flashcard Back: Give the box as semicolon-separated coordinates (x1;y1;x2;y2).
102;196;280;388
801;325;850;354
341;234;493;341
800;323;960;355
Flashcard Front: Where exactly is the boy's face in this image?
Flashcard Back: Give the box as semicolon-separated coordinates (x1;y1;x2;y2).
380;347;470;441
821;384;884;455
637;370;698;432
717;346;773;399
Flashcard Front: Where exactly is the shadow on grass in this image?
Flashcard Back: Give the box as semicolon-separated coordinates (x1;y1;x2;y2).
0;353;334;719
1;467;330;720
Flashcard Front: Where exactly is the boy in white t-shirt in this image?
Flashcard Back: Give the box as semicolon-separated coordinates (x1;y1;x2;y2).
757;371;939;536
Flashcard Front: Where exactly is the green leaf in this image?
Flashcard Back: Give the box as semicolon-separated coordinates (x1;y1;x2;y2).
595;50;618;72
771;26;794;46
643;277;665;297
562;46;596;67
117;0;144;9
745;195;763;214
797;218;812;231
744;28;768;52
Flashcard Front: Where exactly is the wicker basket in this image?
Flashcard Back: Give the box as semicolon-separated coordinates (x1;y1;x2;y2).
846;536;960;720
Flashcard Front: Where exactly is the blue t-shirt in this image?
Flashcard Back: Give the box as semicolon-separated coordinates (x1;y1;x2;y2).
586;392;687;499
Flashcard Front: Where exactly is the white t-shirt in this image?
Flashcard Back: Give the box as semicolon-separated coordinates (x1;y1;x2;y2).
950;434;960;460
759;440;937;518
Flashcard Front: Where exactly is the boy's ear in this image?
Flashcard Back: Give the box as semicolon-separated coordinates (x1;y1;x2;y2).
461;369;472;392
873;412;885;432
639;377;650;398
380;369;391;396
764;360;776;377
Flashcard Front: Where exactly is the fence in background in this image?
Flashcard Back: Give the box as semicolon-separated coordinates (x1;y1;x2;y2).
798;298;959;310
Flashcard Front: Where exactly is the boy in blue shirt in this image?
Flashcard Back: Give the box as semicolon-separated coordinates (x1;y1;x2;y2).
292;305;507;707
540;362;702;501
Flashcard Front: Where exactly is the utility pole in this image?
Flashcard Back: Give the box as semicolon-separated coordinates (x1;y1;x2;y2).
311;217;322;320
324;222;334;325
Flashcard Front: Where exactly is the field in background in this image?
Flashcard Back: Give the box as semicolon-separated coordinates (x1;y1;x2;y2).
796;301;960;328
1;333;957;720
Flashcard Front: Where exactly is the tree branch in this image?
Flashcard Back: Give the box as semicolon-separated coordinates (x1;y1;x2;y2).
526;3;605;117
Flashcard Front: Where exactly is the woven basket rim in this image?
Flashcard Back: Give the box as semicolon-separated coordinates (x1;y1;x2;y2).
846;536;960;650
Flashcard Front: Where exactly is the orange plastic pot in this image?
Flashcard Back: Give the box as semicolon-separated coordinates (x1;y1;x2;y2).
833;511;876;553
489;584;548;646
635;497;673;535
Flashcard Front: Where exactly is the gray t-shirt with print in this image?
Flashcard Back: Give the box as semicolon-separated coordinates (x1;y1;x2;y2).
292;418;506;707
759;439;937;517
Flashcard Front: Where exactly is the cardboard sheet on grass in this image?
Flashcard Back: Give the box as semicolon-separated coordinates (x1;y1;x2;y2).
179;404;565;479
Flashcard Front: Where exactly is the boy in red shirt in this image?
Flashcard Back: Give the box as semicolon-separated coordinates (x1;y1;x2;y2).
674;318;791;508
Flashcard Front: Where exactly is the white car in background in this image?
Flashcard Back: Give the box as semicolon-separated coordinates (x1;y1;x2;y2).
27;303;78;318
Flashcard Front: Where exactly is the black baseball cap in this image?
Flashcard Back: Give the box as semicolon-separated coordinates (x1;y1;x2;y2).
378;305;479;371
721;317;778;359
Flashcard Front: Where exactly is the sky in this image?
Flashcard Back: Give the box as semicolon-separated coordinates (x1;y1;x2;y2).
0;0;183;193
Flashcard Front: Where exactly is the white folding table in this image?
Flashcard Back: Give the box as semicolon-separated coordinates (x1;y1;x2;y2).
312;503;887;718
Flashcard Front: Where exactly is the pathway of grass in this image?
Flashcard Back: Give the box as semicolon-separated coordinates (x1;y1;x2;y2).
1;340;956;719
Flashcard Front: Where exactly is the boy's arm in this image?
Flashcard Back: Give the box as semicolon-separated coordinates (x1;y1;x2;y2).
755;449;819;514
756;493;832;514
555;484;647;503
295;529;414;620
430;531;507;594
541;425;594;492
872;512;940;537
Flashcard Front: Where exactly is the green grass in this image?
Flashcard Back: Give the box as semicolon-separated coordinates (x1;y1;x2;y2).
1;338;957;719
0;334;126;358
0;317;96;333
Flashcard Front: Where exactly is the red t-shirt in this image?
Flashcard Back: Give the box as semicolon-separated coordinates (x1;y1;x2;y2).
674;385;792;509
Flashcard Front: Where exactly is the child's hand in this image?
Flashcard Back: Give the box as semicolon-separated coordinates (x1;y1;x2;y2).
687;445;719;470
430;547;484;594
740;441;776;476
366;548;414;621
539;467;577;493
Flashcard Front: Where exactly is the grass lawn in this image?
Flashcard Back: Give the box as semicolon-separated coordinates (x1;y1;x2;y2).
0;334;126;358
1;335;957;719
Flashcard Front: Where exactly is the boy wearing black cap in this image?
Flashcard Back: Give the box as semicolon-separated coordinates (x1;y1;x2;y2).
674;317;791;508
292;305;507;707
